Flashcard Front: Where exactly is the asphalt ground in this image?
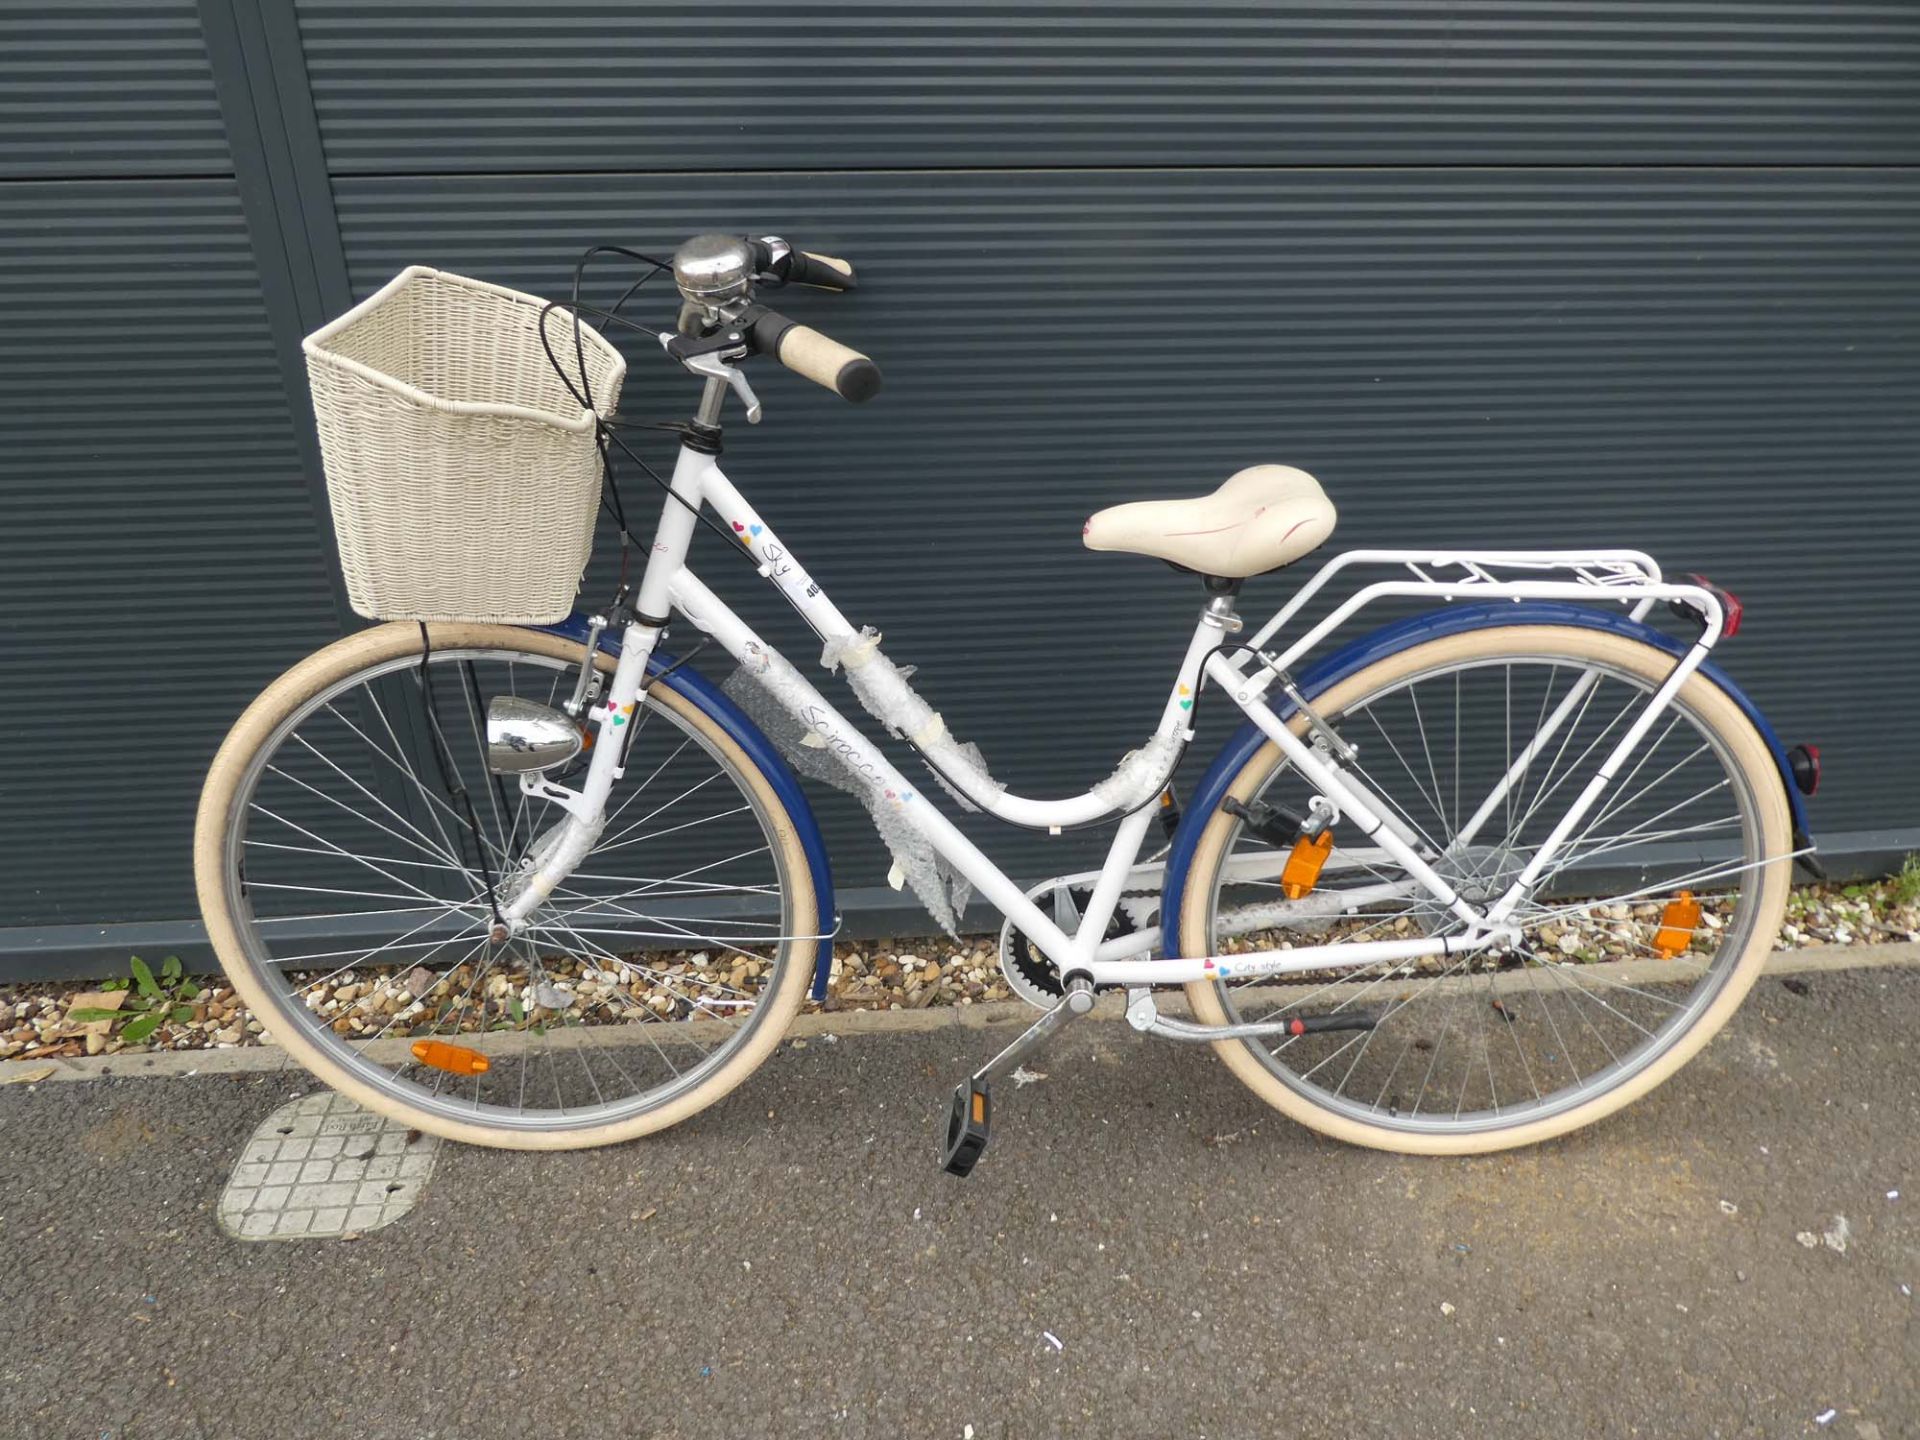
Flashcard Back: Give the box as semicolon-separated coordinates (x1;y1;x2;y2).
1;964;1914;1439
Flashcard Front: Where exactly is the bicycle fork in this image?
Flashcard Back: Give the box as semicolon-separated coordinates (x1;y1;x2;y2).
484;618;664;930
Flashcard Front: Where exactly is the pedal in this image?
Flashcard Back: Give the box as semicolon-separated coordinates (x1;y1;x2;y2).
942;1079;991;1177
940;976;1093;1177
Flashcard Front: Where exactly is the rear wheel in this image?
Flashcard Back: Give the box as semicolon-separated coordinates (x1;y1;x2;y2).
195;622;817;1149
1179;624;1792;1155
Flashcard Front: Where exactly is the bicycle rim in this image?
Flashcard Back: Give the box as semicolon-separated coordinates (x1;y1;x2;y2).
1188;631;1787;1142
206;633;811;1138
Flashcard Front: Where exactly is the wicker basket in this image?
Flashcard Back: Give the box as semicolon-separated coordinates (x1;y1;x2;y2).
303;266;627;623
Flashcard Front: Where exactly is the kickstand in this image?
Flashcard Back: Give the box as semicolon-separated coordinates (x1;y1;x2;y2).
941;976;1096;1178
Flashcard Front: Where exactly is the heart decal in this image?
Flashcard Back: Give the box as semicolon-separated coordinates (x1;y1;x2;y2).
731;521;746;532
1178;682;1193;711
749;524;764;537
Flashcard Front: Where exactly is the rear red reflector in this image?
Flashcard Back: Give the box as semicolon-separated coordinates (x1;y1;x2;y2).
1682;573;1742;638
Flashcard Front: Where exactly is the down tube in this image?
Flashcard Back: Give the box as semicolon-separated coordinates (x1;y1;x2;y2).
666;567;1080;966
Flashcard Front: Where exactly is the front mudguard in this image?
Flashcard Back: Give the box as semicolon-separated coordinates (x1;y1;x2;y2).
1160;602;1814;961
534;616;838;1000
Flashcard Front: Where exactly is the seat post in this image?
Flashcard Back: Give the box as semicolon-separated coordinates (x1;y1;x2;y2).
1201;576;1244;634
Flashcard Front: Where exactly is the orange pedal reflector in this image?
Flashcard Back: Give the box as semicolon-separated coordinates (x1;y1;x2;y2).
1652;891;1703;958
411;1040;489;1076
1281;831;1335;900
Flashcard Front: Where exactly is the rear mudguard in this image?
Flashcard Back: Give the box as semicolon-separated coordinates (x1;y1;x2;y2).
534;616;837;1000
1160;602;1813;962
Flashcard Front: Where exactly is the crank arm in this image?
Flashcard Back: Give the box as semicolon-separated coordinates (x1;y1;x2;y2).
943;976;1095;1178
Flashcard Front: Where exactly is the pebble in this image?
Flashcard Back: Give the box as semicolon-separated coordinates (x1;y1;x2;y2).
3;874;1915;1060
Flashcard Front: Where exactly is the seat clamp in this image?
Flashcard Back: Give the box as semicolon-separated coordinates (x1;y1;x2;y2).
1201;595;1244;633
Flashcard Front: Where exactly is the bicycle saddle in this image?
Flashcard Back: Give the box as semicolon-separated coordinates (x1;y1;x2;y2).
1081;464;1337;578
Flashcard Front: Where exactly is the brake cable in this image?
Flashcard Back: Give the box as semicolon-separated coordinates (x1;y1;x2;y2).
414;623;506;931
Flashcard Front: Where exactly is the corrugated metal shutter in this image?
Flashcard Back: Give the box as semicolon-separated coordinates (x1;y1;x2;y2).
2;1;1915;969
0;6;340;933
326;167;1918;891
0;2;231;177
297;2;1920;168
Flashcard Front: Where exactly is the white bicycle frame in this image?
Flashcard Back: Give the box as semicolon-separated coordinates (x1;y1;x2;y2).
502;375;1732;994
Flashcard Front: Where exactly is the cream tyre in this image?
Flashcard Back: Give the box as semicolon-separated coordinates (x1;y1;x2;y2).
195;622;816;1150
1179;624;1792;1156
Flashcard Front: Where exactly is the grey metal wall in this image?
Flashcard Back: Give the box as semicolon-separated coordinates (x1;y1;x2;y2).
0;4;343;974
3;2;1916;975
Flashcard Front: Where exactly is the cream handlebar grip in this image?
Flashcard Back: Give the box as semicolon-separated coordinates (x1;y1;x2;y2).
750;311;882;403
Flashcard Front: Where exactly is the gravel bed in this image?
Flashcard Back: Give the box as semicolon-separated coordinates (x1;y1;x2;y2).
3;875;1914;1063
0;936;1016;1062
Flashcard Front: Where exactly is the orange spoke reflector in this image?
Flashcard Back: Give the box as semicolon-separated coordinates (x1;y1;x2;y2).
411;1040;490;1076
1281;831;1335;900
1652;890;1703;959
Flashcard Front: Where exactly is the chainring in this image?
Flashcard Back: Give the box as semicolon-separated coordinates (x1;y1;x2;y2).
996;879;1157;1009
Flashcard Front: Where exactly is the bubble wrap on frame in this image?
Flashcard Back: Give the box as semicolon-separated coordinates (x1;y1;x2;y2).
722;655;973;935
819;627;1005;811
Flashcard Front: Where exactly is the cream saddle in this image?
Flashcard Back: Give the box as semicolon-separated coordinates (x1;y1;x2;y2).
1082;464;1336;579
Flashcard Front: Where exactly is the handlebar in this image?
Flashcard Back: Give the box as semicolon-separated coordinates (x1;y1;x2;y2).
742;234;878;401
746;236;858;293
748;308;881;403
666;231;881;405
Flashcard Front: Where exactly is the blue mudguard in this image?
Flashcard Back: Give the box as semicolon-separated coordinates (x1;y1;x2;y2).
534;616;838;1000
1160;602;1814;962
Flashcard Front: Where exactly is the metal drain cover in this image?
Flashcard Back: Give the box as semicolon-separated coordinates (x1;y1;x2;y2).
218;1089;438;1241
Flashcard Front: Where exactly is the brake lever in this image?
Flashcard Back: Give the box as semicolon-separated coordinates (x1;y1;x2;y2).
655;331;763;423
750;234;792;287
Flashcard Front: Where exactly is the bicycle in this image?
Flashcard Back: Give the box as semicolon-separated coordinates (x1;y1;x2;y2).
195;232;1821;1172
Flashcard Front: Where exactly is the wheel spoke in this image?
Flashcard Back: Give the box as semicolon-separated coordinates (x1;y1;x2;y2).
216;640;799;1137
1203;643;1777;1140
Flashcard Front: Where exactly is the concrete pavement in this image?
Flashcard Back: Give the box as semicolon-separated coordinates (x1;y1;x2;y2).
1;966;1915;1439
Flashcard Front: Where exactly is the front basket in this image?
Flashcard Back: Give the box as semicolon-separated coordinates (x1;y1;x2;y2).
302;266;627;623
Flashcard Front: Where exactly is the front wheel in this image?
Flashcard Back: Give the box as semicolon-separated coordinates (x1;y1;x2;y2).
195;622;817;1149
1179;623;1792;1155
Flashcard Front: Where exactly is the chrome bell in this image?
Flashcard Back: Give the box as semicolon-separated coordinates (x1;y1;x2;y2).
485;696;584;775
671;233;756;308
